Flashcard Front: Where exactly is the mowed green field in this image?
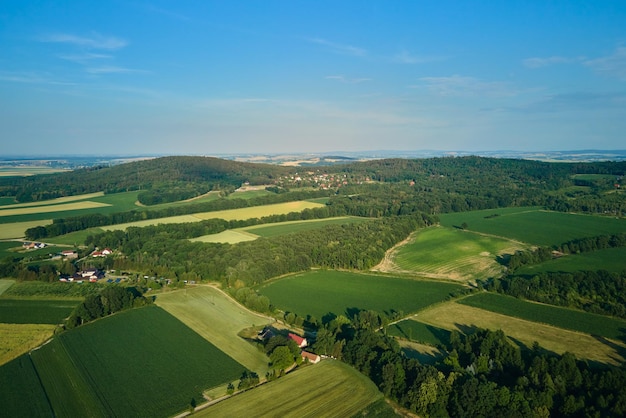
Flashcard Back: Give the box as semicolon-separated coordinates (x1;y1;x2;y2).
517;246;626;274
257;270;463;320
0;279;14;295
156;286;272;375
459;292;626;341
196;360;384;418
388;319;451;347
22;306;246;418
0;299;78;324
390;226;525;281
0;219;53;239
439;207;626;247
0;355;55;417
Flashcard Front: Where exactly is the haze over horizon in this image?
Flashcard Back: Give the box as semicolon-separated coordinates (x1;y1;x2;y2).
1;1;625;156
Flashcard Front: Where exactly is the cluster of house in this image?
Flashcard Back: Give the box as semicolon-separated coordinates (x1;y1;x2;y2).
91;248;113;257
258;327;321;364
59;269;105;283
22;241;46;250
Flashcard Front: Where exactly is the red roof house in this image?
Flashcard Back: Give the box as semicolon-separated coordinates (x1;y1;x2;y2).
288;333;308;348
301;351;321;364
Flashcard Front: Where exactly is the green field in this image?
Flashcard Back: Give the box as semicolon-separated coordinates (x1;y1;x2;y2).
439;207;626;246
0;355;55;417
389;226;525;281
21;306;247;418
0;241;22;258
156;286;272;375
196;360;385;418
0;279;15;295
257;270;463;320
44;228;104;246
0;299;78;324
0;219;53;239
190;229;259;244
388;319;451;347
0;323;57;366
242;216;369;238
459;292;626;341
0;281;103;299
516;246;626;274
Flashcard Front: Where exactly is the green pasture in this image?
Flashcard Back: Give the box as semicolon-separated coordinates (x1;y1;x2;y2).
0;166;66;176
257;270;463;321
459;292;626;341
197;360;384;418
391;226;524;281
0;196;17;206
156;286;272;375
31;337;107;418
0;279;14;295
516;246;626;274
0;299;78;324
0;355;55;417
228;189;272;200
0;241;21;259
388;319;451;347
439;207;626;246
44;228;104;246
416;301;625;365
29;306;246;418
242;216;369;238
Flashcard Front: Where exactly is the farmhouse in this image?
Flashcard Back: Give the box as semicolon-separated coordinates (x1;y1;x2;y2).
61;250;78;259
23;241;45;249
72;269;105;282
288;333;308;348
91;248;113;257
300;351;321;364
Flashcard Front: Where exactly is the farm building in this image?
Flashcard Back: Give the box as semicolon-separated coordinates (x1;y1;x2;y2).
73;269;105;282
301;351;321;364
61;250;78;259
23;241;45;249
91;248;113;257
288;333;308;348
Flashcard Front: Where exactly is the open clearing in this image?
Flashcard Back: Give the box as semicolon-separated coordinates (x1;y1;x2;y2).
156;286;272;375
241;216;369;238
0;201;111;217
517;246;626;274
0;299;78;324
190;229;259;244
0;279;14;296
257;270;463;320
0;323;57;366
196;360;383;418
379;226;526;281
414;301;625;365
439;207;626;246
388;319;451;347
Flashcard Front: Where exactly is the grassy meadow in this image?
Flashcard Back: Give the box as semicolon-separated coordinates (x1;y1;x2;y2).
19;306;247;418
257;270;463;320
415;301;625;365
388;319;451;347
516;246;626;274
389;226;525;281
439;207;626;246
0;279;14;295
0;355;55;417
156;286;272;375
241;216;369;238
459;292;626;341
190;229;259;244
196;360;385;418
0;219;53;239
0;323;57;366
0;299;78;324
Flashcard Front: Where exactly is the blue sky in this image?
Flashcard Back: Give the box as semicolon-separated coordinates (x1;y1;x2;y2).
1;1;625;156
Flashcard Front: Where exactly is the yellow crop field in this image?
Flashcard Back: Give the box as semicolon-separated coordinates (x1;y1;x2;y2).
197;360;383;418
0;192;104;209
0;220;53;239
192;201;325;221
190;230;259;244
0;201;111;217
414;301;625;365
155;286;273;375
102;201;325;231
0;323;56;366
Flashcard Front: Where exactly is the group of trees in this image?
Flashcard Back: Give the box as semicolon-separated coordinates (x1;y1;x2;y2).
307;312;626;417
65;285;152;329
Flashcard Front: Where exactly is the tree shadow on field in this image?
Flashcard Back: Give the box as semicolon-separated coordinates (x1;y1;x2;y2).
591;333;626;367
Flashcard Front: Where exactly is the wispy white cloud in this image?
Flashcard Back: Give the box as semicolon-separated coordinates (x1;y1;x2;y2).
40;33;128;50
393;49;444;64
523;56;573;68
414;75;517;97
307;38;367;57
325;75;371;84
86;66;149;74
583;46;626;81
59;53;113;64
142;4;191;21
0;71;75;85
